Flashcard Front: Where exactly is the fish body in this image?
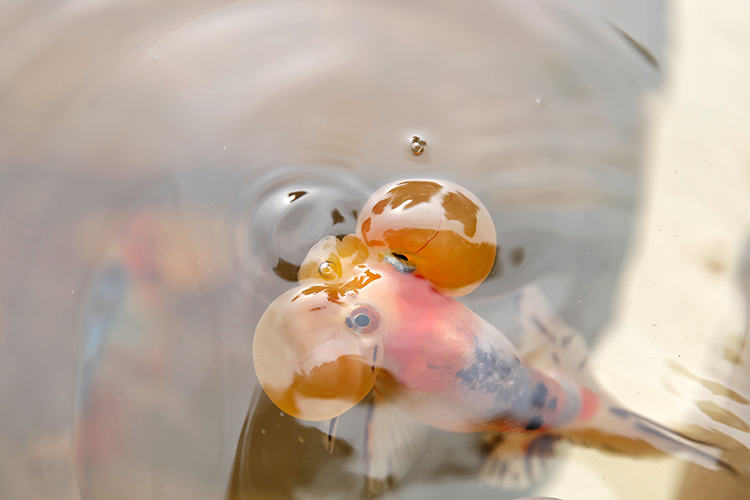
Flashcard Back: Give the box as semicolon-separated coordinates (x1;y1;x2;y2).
367;263;585;435
370;266;728;471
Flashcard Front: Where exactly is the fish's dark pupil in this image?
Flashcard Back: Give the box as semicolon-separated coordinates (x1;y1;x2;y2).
393;253;409;262
345;304;380;334
354;314;370;327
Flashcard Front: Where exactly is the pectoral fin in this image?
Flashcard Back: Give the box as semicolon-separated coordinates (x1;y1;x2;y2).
363;391;430;496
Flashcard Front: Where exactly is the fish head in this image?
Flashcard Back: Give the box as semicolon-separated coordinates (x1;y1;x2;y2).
253;238;390;421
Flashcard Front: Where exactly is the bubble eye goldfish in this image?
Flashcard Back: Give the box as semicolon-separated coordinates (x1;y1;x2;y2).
252;179;735;490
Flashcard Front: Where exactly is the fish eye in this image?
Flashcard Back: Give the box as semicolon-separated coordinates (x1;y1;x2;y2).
318;261;336;279
345;304;380;334
383;253;417;274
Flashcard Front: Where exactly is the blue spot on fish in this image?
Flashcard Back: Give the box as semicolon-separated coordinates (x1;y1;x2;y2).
455;344;519;394
531;383;548;409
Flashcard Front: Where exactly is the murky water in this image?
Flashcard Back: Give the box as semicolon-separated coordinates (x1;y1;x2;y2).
1;0;748;499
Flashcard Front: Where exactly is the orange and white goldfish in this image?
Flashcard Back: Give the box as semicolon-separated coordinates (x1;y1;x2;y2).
252;179;734;490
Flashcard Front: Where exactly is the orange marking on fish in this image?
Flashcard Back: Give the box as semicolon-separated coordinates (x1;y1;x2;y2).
578;387;599;422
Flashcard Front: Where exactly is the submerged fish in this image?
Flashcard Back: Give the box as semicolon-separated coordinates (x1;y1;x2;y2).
252;179;734;491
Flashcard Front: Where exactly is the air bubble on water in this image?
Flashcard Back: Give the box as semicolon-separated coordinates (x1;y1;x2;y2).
410;135;426;156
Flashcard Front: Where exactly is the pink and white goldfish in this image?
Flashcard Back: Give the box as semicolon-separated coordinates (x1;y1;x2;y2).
252;179;734;490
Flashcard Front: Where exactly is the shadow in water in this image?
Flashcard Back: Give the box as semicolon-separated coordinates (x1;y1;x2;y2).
226;390;359;500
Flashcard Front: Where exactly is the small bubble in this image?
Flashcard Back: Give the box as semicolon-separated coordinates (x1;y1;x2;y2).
298;437;305;443
410;135;426;156
534;97;543;106
260;429;266;434
70;290;75;293
223;146;227;150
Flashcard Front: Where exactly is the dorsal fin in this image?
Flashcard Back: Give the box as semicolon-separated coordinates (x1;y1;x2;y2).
515;286;593;385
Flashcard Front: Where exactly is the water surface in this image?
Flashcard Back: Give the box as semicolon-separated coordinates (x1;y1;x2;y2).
1;1;747;499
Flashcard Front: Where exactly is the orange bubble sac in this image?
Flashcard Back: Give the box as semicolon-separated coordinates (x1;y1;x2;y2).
356;179;496;296
252;284;383;421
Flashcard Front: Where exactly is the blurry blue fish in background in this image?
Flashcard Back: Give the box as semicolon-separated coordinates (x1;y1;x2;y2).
72;211;165;484
76;264;129;412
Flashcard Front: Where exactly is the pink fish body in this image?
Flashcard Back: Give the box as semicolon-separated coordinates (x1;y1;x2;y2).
366;262;587;435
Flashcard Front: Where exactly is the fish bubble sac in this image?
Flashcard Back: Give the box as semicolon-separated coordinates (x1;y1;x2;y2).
252;287;383;421
356;179;497;296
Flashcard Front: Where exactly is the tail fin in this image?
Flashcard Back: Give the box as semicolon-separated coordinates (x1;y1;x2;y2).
569;404;738;474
